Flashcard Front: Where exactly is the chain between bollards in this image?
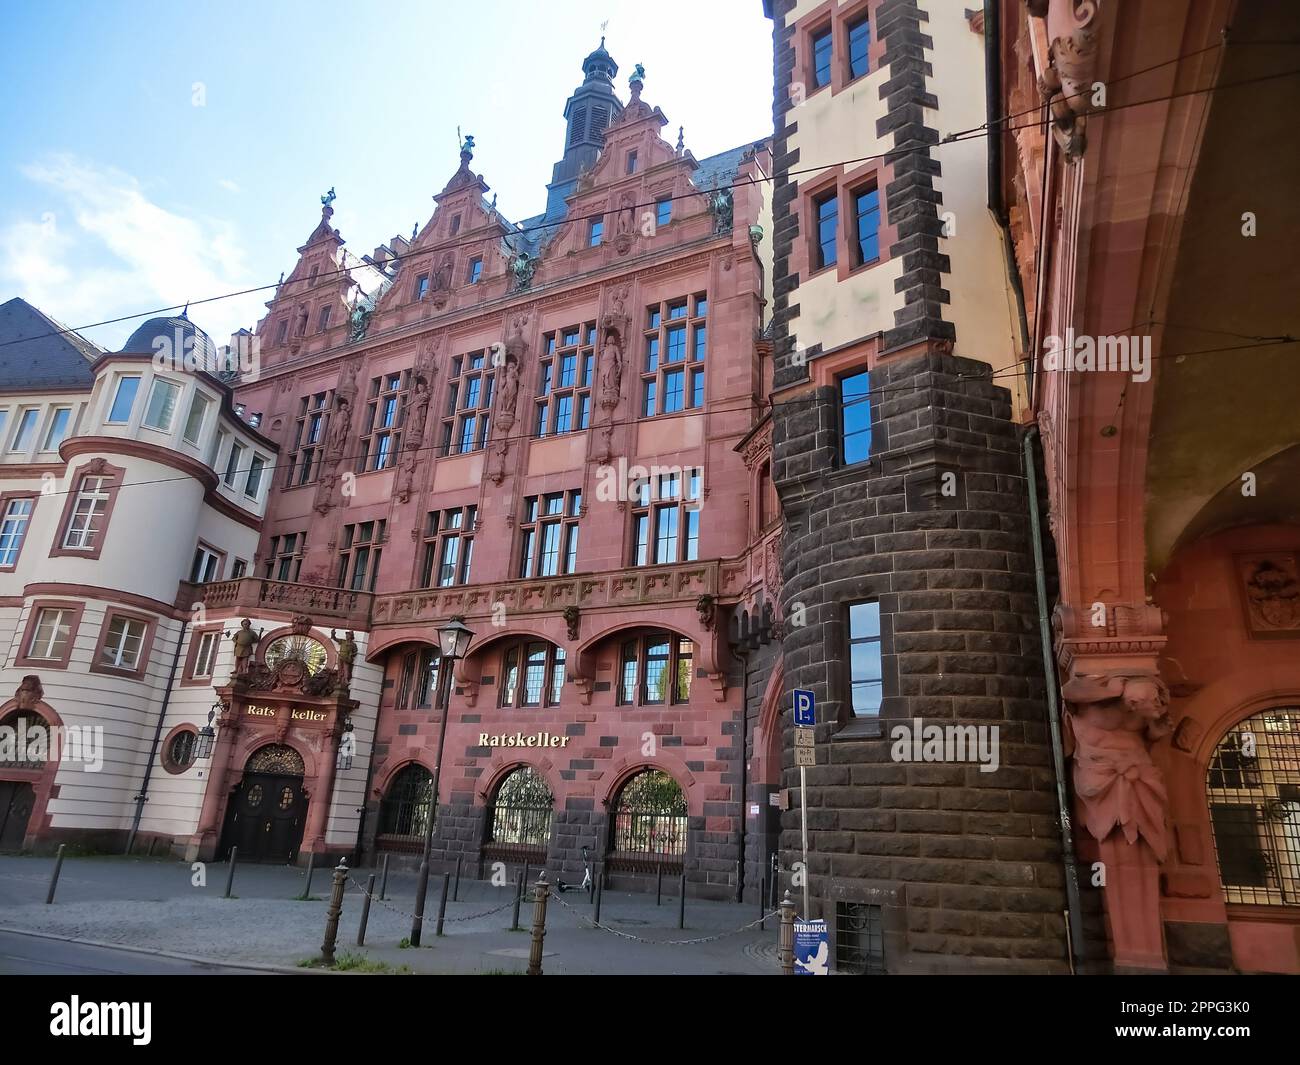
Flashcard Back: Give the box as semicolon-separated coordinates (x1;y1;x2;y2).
527;872;550;976
320;858;349;964
778;891;796;975
45;844;66;905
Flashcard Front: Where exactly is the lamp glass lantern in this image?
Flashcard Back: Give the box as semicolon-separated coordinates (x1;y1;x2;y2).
195;707;219;760
437;617;474;662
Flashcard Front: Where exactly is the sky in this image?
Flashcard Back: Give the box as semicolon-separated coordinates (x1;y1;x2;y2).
0;0;773;350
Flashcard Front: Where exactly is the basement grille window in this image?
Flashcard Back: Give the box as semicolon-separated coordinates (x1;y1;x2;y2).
835;901;885;974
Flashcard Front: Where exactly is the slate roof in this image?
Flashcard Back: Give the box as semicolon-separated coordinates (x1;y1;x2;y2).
693;140;768;193
0;297;100;391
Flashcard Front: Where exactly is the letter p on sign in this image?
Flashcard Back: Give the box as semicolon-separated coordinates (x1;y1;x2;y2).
793;689;816;726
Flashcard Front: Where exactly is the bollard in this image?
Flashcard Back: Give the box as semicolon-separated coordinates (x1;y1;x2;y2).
778;891;796;975
678;872;686;930
527;873;550;976
356;873;376;946
759;868;767;931
656;863;663;906
769;861;779;912
302;850;316;898
410;860;429;947
521;860;530;895
593;865;604;926
224;846;239;899
319;858;349;964
511;869;524;932
379;854;390;900
454;855;463;901
45;844;66;905
147;837;158;858
435;871;450;937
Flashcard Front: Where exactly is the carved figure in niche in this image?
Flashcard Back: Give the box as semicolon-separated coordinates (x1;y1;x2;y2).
335;630;358;686
616;193;635;237
511;252;535;292
1244;557;1300;630
1061;672;1172;859
326;396;352;460
431;254;453;293
231;619;260;677
599;330;624;407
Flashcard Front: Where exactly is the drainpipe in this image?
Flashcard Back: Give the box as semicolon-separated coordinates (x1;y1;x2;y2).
1022;426;1085;971
984;0;1034;402
126;619;188;855
735;630;750;905
352;713;379;866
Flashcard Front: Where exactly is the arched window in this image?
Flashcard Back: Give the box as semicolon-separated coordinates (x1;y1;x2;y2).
378;763;433;852
1206;707;1300;906
618;633;693;705
499;640;565;707
609;769;688;871
396;645;442;709
484;767;554;863
0;711;49;769
245;744;304;776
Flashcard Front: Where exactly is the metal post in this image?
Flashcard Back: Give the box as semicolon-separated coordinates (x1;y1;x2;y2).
45;844;66;905
224;846;238;899
511;869;524;932
379;854;390;900
357;874;376;946
302;850;316;898
435;871;450;937
453;854;462;901
759;867;766;931
779;891;796;975
678;872;686;930
320;858;348;964
656;863;663;906
527;873;550;976
410;660;455;945
799;764;809;918
593;866;604;925
521;860;529;894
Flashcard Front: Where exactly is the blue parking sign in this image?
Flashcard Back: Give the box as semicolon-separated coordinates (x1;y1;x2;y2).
793;918;829;975
793;689;815;726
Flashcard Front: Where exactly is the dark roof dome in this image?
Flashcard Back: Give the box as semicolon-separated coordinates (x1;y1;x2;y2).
582;36;617;83
118;311;213;357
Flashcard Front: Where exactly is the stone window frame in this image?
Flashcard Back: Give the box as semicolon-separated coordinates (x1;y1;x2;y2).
336;518;387;592
800;162;892;285
441;350;495;456
181;623;226;687
89;607;158;682
0;490;39;571
629;468;703;567
14;599;87;671
497;638;567;708
617;631;695;706
264;531;308;582
420;505;477;588
189;540;227;584
639;294;708;419
793;0;885;102
161;723;200;775
518;489;582;579
49;459;126;562
831;596;896;741
534;323;595;439
358;369;411;474
285;388;334;488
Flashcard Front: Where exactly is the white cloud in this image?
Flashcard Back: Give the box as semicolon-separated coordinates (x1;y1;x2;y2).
217;178;240;193
0;155;264;348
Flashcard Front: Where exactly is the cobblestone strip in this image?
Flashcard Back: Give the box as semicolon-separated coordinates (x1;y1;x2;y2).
550;892;779;946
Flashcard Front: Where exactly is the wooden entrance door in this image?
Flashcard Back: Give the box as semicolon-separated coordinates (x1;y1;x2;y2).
0;781;35;851
220;773;307;863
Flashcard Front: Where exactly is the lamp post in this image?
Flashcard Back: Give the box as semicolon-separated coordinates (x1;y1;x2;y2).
195;706;220;761
409;616;474;946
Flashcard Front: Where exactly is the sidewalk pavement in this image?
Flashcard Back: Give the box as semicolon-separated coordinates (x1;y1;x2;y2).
0;854;781;975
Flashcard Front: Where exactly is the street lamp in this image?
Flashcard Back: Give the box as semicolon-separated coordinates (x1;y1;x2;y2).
195;706;220;761
336;715;355;771
410;615;475;946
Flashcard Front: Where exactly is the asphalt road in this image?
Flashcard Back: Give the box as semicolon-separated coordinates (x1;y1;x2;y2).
0;931;277;975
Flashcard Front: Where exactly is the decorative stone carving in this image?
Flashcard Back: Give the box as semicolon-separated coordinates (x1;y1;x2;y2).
1061;671;1172;859
696;594;716;632
486;315;529;485
613;192;637;255
335;630;357;687
14;675;43;711
290;614;313;636
1238;554;1300;636
510;252;535;292
706;187;734;235
397;340;438;503
230;619;260;677
563;605;581;641
1033;0;1099;160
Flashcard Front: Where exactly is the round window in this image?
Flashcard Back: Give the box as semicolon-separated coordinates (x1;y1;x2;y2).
168;730;196;769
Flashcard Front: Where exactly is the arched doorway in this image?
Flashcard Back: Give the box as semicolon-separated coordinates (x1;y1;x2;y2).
1206;706;1300;906
483;766;554;865
219;744;308;863
608;769;688;873
0;710;46;851
376;763;433;853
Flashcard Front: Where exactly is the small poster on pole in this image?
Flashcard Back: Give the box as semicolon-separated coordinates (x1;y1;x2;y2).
793;918;829;975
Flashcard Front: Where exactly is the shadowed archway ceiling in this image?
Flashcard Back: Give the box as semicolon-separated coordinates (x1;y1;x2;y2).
1145;2;1300;572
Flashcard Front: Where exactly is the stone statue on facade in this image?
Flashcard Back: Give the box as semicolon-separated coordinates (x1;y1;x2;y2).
14;675;43;711
707;187;734;234
231;619;261;678
349;303;371;341
510;252;535;292
334;630;358;687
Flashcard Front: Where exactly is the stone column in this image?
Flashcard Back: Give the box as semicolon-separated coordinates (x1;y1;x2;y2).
301;719;344;858
187;710;242;862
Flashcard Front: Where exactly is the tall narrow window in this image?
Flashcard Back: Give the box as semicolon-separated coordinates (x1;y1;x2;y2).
360;371;408;472
848;16;871;79
317;305;332;332
518;491;581;577
223;442;244;487
840;369;872;464
848;601;883;717
62;475;112;550
535;325;594;437
286;391;331;486
815;191;839;270
617;634;695;706
244;454;267;500
40;408;72;452
629;469;701;565
626;150;638;174
190;545;222;583
191;630;221;679
853;185;881;267
656;199;672;227
10;409;39;452
143;378;181;432
415;274;430;301
100;615;148;671
811;26;833;89
107;376;140;424
498;641;566;707
0;497;34;567
182;392;210;446
441;352;494;456
420;506;476;587
467;257;483;284
336;520;386;592
589;218;604;247
27;607;73;661
640;295;707;418
264;532;307;582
